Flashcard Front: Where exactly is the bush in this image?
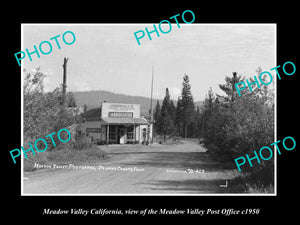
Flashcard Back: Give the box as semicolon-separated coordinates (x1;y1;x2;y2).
154;134;180;145
200;71;275;188
22;68;107;172
244;183;274;193
23;151;50;172
201;71;274;159
45;146;106;164
23;68;80;151
55;133;93;150
231;163;274;193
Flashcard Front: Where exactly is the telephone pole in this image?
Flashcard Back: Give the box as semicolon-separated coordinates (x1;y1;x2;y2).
62;57;69;105
149;66;154;144
232;72;237;102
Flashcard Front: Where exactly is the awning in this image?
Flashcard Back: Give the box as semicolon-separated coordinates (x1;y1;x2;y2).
100;117;148;125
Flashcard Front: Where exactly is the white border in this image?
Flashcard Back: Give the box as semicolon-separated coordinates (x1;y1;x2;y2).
20;23;277;196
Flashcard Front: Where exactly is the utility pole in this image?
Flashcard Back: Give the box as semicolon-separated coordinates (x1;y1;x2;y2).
149;66;154;144
62;57;69;105
232;72;237;102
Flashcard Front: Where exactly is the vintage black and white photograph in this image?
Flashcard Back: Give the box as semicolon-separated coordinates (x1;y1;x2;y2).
21;23;276;195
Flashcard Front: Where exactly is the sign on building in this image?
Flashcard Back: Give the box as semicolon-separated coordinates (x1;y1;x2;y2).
102;102;140;118
108;112;133;118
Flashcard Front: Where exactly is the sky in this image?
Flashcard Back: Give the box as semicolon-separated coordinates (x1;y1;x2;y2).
22;24;276;101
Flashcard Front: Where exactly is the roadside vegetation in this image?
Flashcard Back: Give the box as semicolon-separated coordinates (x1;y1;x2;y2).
23;68;106;172
200;69;274;193
153;70;274;193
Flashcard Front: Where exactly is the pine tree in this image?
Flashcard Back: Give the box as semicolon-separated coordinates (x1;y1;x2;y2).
160;88;176;141
177;74;195;138
219;72;243;103
203;87;214;115
175;97;184;136
169;100;176;122
153;100;162;134
200;87;215;140
196;105;201;138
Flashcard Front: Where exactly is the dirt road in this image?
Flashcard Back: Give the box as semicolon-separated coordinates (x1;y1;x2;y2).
23;139;240;194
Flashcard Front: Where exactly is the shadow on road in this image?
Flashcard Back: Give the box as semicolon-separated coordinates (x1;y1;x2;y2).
108;151;224;172
106;150;243;193
144;179;241;193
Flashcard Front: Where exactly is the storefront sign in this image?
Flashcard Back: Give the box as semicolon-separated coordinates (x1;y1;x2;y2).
109;112;133;118
102;102;140;118
108;104;135;111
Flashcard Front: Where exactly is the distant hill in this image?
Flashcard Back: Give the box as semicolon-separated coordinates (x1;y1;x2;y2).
72;90;203;115
73;90;159;115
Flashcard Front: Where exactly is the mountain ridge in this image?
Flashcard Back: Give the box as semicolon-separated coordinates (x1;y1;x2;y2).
72;90;203;113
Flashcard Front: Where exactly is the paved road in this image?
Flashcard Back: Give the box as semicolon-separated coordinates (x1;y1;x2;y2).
23;139;239;194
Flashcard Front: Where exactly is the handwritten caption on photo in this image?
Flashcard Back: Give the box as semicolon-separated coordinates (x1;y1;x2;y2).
33;163;145;172
33;162;205;175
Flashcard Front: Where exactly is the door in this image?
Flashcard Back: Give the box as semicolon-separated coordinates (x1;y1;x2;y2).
118;128;125;144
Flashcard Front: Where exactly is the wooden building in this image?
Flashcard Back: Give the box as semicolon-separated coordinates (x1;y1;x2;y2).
80;102;151;144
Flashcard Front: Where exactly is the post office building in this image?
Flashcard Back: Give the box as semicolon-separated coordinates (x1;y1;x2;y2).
80;102;151;144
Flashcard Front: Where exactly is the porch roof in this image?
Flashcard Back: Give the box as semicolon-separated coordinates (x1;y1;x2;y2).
100;117;148;125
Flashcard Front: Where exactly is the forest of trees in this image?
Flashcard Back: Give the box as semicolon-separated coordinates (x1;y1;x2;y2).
153;70;274;179
154;74;201;140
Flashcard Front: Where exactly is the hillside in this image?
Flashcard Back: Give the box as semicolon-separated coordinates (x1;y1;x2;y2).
72;90;203;113
73;90;158;113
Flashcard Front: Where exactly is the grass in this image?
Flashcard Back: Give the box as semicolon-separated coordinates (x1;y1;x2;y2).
203;141;275;194
228;168;275;194
244;183;274;193
154;135;183;145
23;145;106;172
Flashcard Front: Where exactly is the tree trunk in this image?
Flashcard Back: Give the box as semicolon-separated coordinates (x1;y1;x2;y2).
62;57;68;105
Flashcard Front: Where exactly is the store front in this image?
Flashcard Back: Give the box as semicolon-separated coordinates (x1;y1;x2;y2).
80;102;151;145
104;125;137;144
100;117;149;144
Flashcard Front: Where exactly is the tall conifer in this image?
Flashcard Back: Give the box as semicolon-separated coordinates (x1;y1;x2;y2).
160;88;176;141
177;74;195;138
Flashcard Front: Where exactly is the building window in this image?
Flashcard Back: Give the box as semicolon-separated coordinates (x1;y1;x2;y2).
127;126;134;140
